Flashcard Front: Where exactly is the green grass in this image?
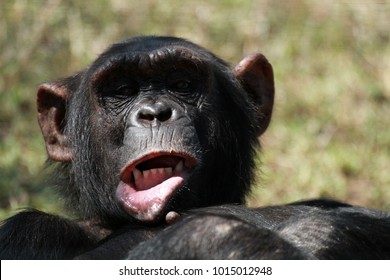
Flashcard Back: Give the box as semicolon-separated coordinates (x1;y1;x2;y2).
1;0;390;220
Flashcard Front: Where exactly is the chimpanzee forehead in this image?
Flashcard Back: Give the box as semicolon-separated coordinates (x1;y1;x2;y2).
92;36;228;71
91;46;210;81
98;46;207;66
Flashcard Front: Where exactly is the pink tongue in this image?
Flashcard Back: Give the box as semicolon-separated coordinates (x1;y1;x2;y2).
117;175;185;221
117;166;188;221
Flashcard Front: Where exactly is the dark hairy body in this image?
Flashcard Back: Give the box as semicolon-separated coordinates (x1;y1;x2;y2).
1;36;390;259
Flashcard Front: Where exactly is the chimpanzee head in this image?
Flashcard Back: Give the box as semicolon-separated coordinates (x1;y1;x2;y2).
36;36;274;226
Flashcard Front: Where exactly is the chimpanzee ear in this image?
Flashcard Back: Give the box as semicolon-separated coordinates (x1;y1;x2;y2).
37;82;72;162
233;53;275;136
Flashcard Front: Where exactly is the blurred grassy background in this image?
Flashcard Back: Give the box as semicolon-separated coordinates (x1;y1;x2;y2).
1;0;389;220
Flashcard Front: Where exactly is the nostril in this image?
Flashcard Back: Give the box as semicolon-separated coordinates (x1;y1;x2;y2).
139;112;155;122
157;108;172;122
136;103;173;125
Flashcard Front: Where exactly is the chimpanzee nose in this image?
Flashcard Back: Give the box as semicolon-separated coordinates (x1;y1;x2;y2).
136;102;174;126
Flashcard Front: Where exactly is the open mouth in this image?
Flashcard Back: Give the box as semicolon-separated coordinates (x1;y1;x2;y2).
116;151;197;222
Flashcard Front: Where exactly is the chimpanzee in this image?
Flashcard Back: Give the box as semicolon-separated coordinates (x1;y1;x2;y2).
1;36;390;260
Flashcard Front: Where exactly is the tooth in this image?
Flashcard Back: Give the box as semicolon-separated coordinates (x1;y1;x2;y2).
164;167;173;176
151;168;157;175
143;170;150;178
156;168;164;174
133;168;142;181
175;160;183;172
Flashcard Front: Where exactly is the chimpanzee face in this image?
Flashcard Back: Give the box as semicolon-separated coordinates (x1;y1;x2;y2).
36;36;274;225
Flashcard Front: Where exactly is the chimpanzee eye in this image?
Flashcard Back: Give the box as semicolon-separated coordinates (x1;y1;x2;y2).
97;83;138;116
170;80;191;91
116;84;137;96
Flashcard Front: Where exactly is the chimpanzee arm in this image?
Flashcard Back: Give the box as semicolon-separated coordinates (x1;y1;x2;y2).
0;210;95;259
126;214;311;260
